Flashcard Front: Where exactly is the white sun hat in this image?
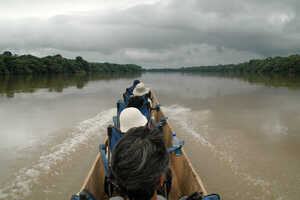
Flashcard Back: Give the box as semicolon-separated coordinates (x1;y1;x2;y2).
133;82;150;97
119;107;148;133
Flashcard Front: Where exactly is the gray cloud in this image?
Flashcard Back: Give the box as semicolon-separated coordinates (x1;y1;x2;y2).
1;0;300;67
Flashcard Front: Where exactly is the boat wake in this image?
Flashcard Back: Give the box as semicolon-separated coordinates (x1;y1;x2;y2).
163;104;272;199
163;105;213;147
0;108;115;200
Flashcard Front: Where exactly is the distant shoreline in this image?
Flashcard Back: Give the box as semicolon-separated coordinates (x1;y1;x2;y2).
0;51;143;75
1;51;300;76
147;54;300;76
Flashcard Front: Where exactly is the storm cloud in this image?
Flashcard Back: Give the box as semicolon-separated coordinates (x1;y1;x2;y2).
1;0;300;67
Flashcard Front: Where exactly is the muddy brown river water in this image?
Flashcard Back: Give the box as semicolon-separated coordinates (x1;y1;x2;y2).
0;73;300;200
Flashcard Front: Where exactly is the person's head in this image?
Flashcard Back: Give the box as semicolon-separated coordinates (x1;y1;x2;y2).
133;80;140;86
119;107;147;133
133;82;150;97
111;126;169;200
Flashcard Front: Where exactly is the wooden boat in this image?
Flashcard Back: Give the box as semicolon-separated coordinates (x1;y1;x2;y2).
77;91;207;200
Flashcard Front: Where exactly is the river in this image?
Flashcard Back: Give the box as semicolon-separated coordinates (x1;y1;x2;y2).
0;73;300;200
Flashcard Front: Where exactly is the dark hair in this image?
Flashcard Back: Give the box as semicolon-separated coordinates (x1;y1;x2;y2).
127;96;144;109
128;92;151;110
111;126;169;200
133;80;140;86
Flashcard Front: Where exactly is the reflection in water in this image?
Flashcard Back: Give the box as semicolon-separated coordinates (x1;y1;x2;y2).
0;72;141;98
1;72;300;98
238;73;300;89
152;72;300;90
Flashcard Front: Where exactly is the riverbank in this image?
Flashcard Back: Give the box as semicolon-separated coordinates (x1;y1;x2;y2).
148;54;300;76
0;51;143;75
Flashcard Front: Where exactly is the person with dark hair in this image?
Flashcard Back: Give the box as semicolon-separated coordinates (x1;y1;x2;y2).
111;126;170;200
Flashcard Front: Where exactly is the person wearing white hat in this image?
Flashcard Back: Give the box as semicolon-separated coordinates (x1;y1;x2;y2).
119;107;148;133
129;82;153;112
132;82;150;97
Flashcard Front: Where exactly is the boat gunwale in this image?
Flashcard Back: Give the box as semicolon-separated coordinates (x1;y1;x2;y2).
151;91;207;196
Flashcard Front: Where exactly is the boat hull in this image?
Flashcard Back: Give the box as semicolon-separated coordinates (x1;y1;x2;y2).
77;91;207;200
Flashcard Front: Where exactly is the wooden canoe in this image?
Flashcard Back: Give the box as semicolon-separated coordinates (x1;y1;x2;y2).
78;91;207;200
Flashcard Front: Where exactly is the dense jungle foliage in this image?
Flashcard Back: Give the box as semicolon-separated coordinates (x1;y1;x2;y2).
148;54;300;75
0;51;142;74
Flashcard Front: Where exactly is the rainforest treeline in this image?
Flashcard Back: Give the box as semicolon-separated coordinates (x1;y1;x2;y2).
0;51;142;75
148;54;300;75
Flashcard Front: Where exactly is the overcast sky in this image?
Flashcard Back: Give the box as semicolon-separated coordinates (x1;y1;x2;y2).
1;0;300;67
